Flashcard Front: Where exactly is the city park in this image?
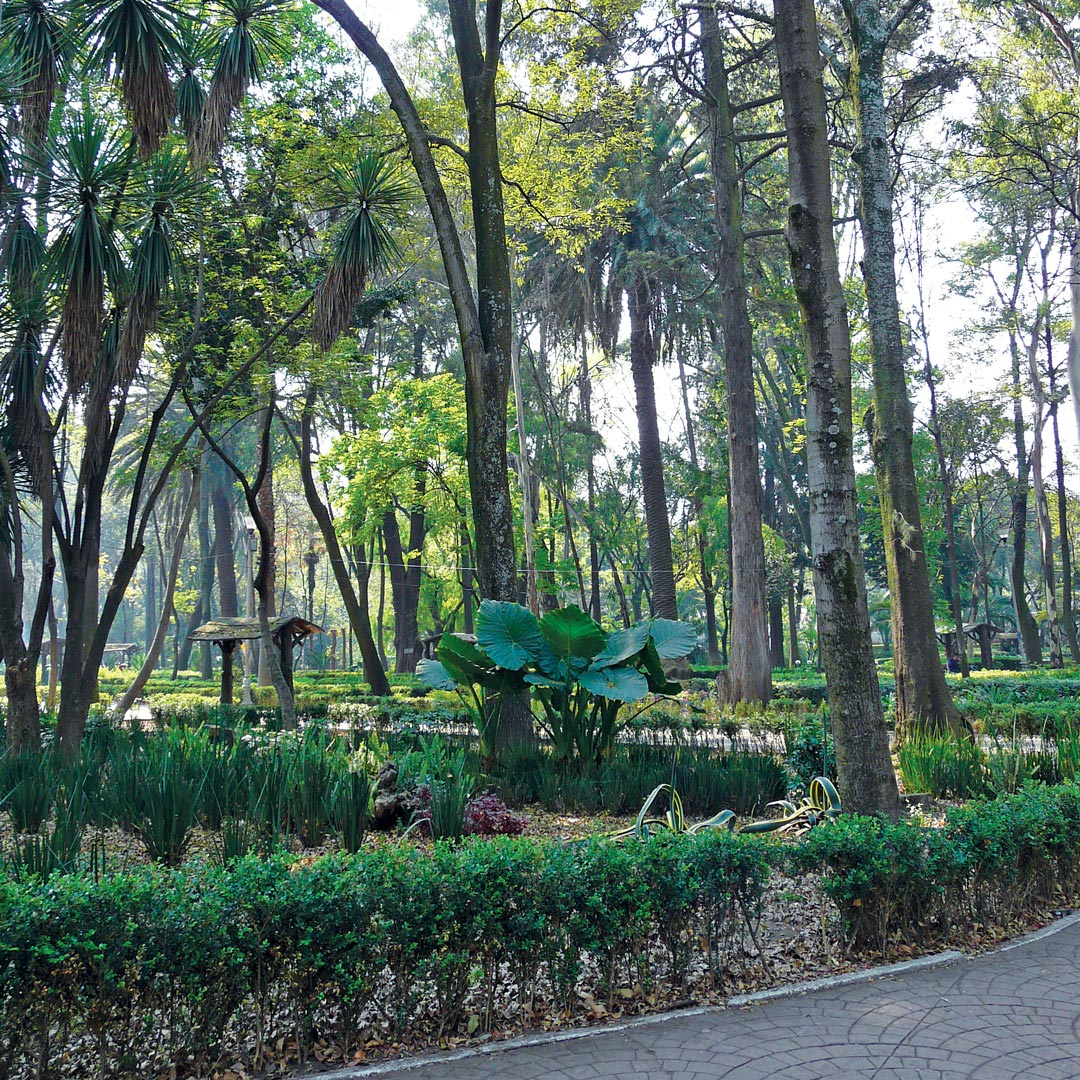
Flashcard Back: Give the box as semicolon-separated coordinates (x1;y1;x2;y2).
2;0;1080;1075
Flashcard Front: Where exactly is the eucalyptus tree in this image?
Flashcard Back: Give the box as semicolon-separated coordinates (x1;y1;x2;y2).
774;0;900;817
823;0;963;738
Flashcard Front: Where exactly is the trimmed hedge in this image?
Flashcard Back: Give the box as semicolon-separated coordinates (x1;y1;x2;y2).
0;832;769;1076
5;782;1080;1075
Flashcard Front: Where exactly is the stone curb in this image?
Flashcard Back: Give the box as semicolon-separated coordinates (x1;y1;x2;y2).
726;949;965;1007
302;910;1078;1079
303;1004;716;1079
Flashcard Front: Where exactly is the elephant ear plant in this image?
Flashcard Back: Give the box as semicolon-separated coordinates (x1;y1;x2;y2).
417;601;696;765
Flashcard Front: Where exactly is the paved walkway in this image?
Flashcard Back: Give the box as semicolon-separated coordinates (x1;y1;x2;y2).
332;917;1080;1080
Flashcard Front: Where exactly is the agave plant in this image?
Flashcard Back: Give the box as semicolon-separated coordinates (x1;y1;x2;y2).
611;776;843;841
418;600;695;766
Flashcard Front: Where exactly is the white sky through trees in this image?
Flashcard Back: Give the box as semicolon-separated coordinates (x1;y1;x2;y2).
343;0;1079;489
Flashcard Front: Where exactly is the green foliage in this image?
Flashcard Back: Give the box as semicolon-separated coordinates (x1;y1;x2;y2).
0;833;772;1074
419;601;694;765
0;749;56;832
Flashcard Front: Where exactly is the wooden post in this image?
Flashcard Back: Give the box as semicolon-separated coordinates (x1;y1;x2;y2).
220;640;236;704
278;628;295;694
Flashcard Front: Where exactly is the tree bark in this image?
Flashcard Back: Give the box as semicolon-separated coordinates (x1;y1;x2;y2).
774;0;900;818
1009;326;1042;662
627;273;678;619
256;410;276;686
296;386;391;696
383;493;424;674
924;357;968;677
845;0;960;737
1048;319;1080;661
212;479;239;618
700;4;771;700
1027;309;1064;666
676;353;720;661
113;467;200;718
312;0;533;743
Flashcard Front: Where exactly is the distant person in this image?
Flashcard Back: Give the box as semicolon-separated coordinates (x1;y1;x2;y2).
947;653;961;673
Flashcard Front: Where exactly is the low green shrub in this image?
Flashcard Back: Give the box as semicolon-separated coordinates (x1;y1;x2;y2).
0;832;771;1075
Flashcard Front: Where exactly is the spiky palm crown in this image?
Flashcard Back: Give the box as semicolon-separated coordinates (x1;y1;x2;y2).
313;152;411;350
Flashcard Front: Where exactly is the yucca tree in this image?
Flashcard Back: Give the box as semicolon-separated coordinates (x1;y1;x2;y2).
302;149;410;699
194;0;284;167
85;0;182;156
0;0;285;754
2;0;69;150
46;108;128;394
312;151;411;347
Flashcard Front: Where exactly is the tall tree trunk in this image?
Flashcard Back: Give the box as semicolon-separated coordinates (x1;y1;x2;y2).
774;0;899;817
113;468;200;718
178;460;214;672
924;357;968;676
296;387;391;696
257;414;276;686
1027;309;1064;666
627;274;678;619
787;570;801;667
581;341;603;623
313;0;531;747
1048;324;1080;661
1009;328;1042;662
845;0;960;737
460;524;476;633
383;488;425;674
700;5;770;700
677;352;720;662
212;479;238;618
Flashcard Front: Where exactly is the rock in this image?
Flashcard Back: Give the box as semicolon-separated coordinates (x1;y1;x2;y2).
372;761;412;829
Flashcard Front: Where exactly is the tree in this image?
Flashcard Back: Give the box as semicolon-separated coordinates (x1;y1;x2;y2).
699;5;771;701
838;0;963;738
310;0;535;745
774;0;900;817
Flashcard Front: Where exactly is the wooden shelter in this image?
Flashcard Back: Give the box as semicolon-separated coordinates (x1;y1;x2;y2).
188;617;322;704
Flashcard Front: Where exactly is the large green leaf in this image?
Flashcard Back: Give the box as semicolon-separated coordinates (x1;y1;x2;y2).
593;623;650;667
647;618;696;659
416;658;457;691
436;634;494;686
578;665;649;702
540;605;606;661
640;641;682;695
476;600;543;671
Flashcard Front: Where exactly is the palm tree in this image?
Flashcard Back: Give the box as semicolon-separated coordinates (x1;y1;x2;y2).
590;103;711;620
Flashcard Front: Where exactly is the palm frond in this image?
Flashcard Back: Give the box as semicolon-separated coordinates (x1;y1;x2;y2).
193;0;284;167
0;206;45;307
47;109;129;394
313;152;411;349
0;310;49;496
117;148;202;386
2;0;69;147
85;0;182;157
